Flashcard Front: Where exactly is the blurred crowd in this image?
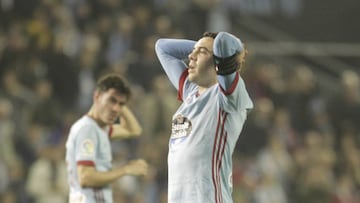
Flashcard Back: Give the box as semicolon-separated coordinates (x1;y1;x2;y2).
1;0;360;203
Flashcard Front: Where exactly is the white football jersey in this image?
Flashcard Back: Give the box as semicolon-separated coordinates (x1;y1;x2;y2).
65;116;113;203
167;71;252;203
155;38;253;203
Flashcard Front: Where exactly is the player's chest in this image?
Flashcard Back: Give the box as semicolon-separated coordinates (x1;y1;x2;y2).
97;136;112;160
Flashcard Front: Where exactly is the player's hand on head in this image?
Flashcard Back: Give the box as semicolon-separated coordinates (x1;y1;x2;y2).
213;32;244;75
125;159;148;176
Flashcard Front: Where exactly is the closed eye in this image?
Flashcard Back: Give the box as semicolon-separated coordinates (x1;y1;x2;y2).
192;47;213;55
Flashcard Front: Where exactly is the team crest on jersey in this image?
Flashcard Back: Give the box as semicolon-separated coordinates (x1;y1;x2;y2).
170;114;192;147
80;139;95;156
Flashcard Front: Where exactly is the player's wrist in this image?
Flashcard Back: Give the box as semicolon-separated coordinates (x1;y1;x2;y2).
213;32;243;75
121;165;130;176
214;54;238;75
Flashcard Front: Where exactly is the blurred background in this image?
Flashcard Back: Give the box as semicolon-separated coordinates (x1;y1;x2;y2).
0;0;360;203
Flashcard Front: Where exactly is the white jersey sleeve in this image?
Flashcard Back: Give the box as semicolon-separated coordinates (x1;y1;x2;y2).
155;38;195;90
217;73;254;113
74;124;99;165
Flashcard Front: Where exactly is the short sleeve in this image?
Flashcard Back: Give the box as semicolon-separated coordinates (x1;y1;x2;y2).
74;124;98;166
218;76;253;113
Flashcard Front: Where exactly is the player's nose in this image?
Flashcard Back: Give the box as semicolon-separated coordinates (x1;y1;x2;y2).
188;50;197;61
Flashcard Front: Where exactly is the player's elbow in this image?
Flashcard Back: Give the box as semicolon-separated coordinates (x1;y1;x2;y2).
155;39;163;51
128;124;143;137
133;126;143;136
77;166;98;188
78;172;93;188
155;39;167;54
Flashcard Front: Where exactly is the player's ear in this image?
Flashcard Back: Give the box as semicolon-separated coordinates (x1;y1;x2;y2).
93;90;100;101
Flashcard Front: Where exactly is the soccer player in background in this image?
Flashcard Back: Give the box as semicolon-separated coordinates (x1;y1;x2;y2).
155;31;253;203
65;73;148;203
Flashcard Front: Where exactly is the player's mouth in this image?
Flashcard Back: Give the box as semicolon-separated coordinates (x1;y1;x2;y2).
109;113;118;122
188;64;196;73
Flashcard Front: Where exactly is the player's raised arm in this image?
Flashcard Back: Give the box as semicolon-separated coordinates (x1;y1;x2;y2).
155;38;195;89
110;105;143;139
213;32;248;91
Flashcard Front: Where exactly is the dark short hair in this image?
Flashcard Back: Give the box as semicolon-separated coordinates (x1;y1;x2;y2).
96;73;131;99
201;32;218;39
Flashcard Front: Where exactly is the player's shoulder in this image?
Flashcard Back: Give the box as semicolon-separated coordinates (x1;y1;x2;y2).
66;116;98;147
70;116;97;133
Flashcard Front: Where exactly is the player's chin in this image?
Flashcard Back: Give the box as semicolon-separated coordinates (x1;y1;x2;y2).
106;116;118;124
188;73;196;82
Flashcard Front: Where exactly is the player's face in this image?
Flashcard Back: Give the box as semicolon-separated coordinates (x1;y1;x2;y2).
188;37;217;86
95;88;127;125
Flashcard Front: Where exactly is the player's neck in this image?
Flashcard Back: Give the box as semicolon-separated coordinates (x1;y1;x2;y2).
87;107;107;128
198;81;216;95
198;86;207;95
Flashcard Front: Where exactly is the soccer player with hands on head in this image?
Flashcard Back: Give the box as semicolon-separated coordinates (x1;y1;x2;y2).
155;31;253;203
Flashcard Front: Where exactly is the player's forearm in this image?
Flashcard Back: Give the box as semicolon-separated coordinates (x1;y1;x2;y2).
111;106;142;139
155;39;194;89
78;166;127;188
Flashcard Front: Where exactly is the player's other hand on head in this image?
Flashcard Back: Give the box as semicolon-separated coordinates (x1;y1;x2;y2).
125;159;148;176
213;32;244;75
213;32;243;58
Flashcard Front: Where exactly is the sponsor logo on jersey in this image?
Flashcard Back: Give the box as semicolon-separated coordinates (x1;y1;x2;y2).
80;139;95;156
170;114;192;147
